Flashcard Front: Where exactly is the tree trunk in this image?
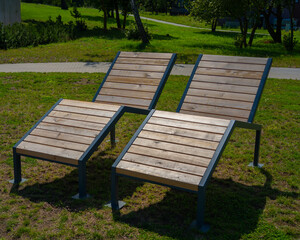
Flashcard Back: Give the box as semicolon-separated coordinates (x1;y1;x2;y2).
263;5;282;43
103;9;107;30
114;0;121;28
211;19;217;32
130;0;150;44
248;21;258;46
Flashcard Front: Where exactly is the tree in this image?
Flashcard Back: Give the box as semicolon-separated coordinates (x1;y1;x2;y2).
284;0;297;50
61;0;68;10
130;0;150;44
189;0;224;32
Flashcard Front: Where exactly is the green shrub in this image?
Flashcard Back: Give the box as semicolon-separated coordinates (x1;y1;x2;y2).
283;33;298;51
125;23;152;40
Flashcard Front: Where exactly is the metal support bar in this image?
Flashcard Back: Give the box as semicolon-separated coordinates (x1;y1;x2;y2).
72;162;90;199
110;125;116;148
9;148;26;184
248;129;264;168
107;169;125;209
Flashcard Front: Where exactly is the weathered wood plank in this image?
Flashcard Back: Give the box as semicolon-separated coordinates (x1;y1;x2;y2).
116;161;200;191
60;99;120;111
198;61;265;71
181;103;250;119
119;52;173;59
128;145;211;167
24;135;89;152
184;95;253;110
30;128;94;145
106;76;160;85
148;117;227;134
190;81;258;94
139;130;219;150
103;81;157;92
113;63;167;72
143;123;223;142
153;110;230;126
179;110;248;122
100;88;154;100
42;116;105;131
202;54;268;65
186;89;256;102
196;68;262;79
110;70;164;79
37;122;99;138
123;153;207;176
133;138;215;158
96;95;151;108
54;105;116;118
193;75;261;87
48;111;110;124
116;57;169;65
16;142;82;165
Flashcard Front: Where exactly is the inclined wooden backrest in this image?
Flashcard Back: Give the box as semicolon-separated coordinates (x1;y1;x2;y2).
177;54;272;122
93;51;176;110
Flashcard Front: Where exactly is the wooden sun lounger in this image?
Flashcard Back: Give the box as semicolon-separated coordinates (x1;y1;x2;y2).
110;54;272;231
10;51;177;199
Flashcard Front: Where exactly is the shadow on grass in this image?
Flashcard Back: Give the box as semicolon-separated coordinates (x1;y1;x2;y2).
112;169;299;239
11;149;144;211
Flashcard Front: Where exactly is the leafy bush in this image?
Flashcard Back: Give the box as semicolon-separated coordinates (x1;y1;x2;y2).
283;33;298;51
0;14;87;50
125;23;152;40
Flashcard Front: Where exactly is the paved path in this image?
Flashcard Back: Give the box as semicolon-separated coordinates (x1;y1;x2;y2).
0;62;299;80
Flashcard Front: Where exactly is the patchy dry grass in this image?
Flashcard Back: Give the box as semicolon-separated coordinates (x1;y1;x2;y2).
0;73;299;239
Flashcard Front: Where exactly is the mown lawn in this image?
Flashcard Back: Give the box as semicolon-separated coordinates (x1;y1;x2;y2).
0;73;299;239
0;3;299;67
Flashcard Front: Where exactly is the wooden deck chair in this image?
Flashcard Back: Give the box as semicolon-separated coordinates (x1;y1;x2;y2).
10;51;177;199
110;54;272;231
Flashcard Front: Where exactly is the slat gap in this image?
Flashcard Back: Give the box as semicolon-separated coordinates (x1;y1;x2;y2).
23;140;85;153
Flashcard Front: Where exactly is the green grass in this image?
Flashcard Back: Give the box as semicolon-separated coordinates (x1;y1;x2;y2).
0;72;299;239
0;3;299;67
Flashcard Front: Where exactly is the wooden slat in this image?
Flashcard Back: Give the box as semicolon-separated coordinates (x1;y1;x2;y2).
54;105;116;118
42;117;105;131
100;88;154;100
106;76;160;85
96;95;151;108
190;81;258;94
36;122;99;138
179;110;248;122
16;142;82;165
198;61;265;71
148;117;227;134
60;99;120;112
133;138;215;158
110;70;164;79
123;153;207;176
113;63;167;72
48;111;110;124
116;161;200;191
24;135;89;152
119;52;173;59
128;145;211;167
139;130;219;150
184;96;253;110
30;128;94;145
193;75;261;87
143;123;223;142
116;57;169;65
153;110;230;126
103;81;157;92
202;55;268;65
186;89;256;102
181;103;250;120
196;68;263;79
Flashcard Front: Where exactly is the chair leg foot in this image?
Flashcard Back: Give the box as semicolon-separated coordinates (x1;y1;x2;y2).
72;193;92;200
8;178;27;184
105;200;126;209
248;162;264;168
190;220;210;232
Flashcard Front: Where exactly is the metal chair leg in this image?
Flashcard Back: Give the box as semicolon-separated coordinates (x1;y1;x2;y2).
106;170;125;209
248;129;264;168
72;162;90;199
9;149;26;184
110;126;116;148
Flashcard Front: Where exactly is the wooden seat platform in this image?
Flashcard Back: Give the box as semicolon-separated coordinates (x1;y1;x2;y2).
110;54;272;231
16;99;121;166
